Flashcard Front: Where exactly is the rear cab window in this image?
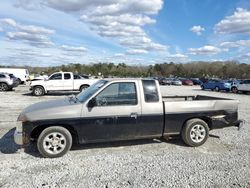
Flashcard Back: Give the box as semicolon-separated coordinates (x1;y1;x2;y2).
142;80;159;102
64;73;71;80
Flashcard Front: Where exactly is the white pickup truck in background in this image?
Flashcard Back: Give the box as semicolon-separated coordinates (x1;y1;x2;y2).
30;72;99;96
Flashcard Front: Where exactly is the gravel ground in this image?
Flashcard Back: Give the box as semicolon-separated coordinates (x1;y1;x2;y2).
0;85;249;188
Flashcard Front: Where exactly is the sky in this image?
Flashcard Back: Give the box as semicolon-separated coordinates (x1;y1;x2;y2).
0;0;250;67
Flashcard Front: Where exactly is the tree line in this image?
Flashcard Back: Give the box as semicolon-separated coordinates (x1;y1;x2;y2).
1;61;250;79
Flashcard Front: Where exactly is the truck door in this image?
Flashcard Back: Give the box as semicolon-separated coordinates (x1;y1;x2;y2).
81;81;141;142
137;80;164;138
46;73;64;90
63;73;74;90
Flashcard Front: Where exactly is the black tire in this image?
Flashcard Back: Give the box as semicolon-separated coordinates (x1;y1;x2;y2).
0;83;9;91
33;86;45;96
181;118;209;147
37;126;72;158
80;85;89;92
215;86;220;92
17;78;22;84
231;87;238;93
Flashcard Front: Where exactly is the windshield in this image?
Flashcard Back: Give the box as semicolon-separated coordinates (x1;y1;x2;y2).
76;80;108;103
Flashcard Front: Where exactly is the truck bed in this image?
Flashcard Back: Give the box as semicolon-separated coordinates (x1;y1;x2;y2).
162;95;239;135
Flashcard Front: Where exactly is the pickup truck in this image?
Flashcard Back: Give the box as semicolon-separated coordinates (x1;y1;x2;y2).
14;79;242;158
30;72;98;96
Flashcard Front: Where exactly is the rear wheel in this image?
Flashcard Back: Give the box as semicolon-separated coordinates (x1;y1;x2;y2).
33;86;45;96
37;126;72;158
0;83;9;91
182;118;209;147
215;86;220;92
80;85;89;92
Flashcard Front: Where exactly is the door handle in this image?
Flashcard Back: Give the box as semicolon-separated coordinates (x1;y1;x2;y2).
130;113;138;119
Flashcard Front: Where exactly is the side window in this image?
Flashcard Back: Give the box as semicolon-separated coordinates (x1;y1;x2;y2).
64;73;71;80
49;73;62;80
246;80;250;84
142;80;159;102
0;74;5;78
95;82;137;106
74;75;81;79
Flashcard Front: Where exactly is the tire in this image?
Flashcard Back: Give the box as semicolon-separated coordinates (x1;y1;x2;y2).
80;85;89;92
231;87;238;93
17;78;22;84
215;86;220;92
37;126;72;158
0;83;9;91
181;118;209;147
33;86;45;96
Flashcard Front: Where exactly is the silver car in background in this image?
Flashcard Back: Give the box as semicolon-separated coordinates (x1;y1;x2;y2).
0;72;19;91
171;79;182;86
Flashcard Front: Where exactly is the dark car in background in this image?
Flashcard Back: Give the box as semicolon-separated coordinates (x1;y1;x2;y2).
190;78;202;85
179;78;193;86
201;79;232;92
158;77;172;85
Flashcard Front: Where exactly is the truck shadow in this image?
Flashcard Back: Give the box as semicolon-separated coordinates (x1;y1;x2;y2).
0;129;221;157
0;128;19;154
22;92;79;97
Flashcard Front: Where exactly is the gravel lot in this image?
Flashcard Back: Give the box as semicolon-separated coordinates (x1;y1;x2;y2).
0;85;249;188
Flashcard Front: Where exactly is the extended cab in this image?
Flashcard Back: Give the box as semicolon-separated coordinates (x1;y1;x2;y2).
15;79;242;158
30;72;98;96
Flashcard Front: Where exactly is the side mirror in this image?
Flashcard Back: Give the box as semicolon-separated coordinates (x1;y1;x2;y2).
87;98;97;108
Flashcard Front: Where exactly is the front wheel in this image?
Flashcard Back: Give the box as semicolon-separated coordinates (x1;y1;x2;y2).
37;126;72;158
231;87;238;93
33;86;45;96
181;118;209;147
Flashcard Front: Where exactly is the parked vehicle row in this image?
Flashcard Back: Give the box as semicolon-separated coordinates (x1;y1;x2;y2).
201;79;250;94
158;78;183;86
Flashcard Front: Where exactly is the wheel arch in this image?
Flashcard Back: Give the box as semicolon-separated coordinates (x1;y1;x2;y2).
182;116;212;131
30;124;79;144
33;85;47;93
79;84;90;90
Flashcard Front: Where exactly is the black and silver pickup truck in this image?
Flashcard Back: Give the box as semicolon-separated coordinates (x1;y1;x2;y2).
14;79;242;158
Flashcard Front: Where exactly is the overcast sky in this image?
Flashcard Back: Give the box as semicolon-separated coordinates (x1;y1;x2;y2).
0;0;250;66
